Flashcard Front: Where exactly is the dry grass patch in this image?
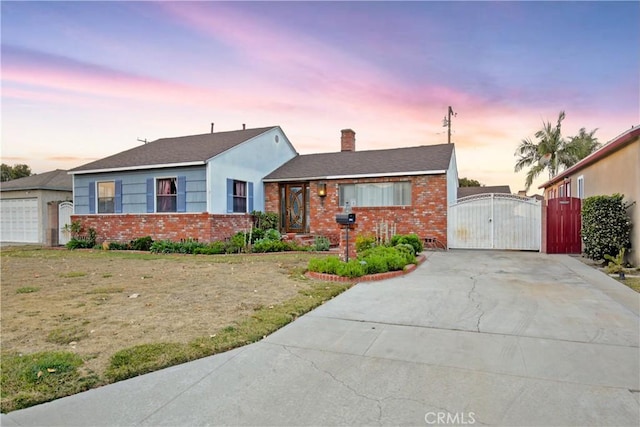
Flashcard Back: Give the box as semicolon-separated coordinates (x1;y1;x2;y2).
1;247;344;412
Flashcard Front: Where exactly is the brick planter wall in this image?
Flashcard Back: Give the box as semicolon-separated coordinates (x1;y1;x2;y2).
70;213;253;243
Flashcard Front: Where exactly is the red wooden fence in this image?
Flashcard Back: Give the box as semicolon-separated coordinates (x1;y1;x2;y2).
546;197;582;254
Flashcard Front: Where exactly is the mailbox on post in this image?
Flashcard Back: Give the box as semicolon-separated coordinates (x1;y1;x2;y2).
335;213;356;225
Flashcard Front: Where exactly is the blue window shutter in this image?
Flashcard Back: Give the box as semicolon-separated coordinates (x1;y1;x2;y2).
177;176;186;212
88;181;95;214
115;180;123;213
146;178;154;213
226;178;233;213
248;182;254;213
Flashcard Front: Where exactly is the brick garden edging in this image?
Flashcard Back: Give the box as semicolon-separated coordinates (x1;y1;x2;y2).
305;253;427;283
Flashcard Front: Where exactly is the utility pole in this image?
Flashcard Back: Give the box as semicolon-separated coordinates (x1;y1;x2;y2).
442;106;456;144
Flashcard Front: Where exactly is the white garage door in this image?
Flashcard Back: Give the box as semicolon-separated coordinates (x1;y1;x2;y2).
0;198;39;243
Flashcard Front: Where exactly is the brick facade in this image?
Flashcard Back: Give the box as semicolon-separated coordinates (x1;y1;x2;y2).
70;213;253;243
264;175;449;248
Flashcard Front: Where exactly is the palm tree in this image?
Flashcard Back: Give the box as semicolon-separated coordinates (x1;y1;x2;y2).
564;127;601;166
514;111;575;191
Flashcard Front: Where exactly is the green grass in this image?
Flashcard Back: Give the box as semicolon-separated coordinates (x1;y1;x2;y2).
105;281;350;382
617;276;640;293
0;352;100;412
87;286;124;294
16;287;40;294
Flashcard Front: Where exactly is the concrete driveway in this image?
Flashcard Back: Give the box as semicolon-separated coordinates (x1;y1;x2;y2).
2;250;639;426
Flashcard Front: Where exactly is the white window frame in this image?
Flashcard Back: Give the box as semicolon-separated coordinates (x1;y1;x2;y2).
339;181;411;207
97;181;115;214
577;175;584;199
156;177;177;213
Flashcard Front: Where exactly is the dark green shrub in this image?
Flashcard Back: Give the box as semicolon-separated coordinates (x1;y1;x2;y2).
394;243;417;264
108;242;131;250
582;194;632;261
193;241;226;255
131;236;154;251
252;211;279;230
391;234;423;254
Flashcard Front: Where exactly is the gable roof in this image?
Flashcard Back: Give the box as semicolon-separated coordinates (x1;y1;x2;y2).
264;144;454;181
69;126;277;174
0;169;72;192
458;185;511;199
539;125;640;189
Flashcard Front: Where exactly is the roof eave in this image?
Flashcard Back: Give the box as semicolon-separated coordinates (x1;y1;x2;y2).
69;161;205;175
263;169;447;183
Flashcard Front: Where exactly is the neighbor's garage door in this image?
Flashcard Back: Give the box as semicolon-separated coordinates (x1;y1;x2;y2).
448;193;541;251
0;198;39;243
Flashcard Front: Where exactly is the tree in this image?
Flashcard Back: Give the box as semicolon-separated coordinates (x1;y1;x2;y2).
514;111;599;191
565;127;601;166
459;177;482;187
1;163;32;181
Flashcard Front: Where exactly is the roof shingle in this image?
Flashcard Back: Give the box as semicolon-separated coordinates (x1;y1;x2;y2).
264;144;454;181
0;169;72;192
70;127;276;173
457;185;511;199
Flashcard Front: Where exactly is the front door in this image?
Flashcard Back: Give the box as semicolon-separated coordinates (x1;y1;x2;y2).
283;184;307;233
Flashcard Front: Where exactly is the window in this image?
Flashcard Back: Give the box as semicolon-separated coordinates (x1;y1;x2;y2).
339;182;411;207
232;180;247;213
577;175;584;199
558;184;565;198
565;181;571;198
157;178;177;212
97;181;115;213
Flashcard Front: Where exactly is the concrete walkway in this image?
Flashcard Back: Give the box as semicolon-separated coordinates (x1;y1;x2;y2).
3;251;639;426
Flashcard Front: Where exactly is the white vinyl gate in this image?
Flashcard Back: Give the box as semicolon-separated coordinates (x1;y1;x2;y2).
448;193;541;250
58;201;73;245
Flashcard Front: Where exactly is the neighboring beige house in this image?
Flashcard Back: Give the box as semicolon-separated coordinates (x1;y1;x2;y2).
539;125;640;265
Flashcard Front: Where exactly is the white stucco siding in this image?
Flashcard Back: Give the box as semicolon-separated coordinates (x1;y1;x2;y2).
208;127;297;214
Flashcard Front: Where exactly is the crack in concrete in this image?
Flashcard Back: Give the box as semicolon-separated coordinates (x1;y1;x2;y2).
280;344;383;425
468;275;485;333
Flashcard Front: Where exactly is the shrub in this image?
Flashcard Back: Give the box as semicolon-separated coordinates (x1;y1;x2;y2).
252;211;279;230
391;234;424;254
253;239;290;253
193;241;227;255
307;256;342;275
107;242;131;250
335;259;366;278
355;234;376;252
582;194;632;261
362;255;389;274
313;236;331;251
263;228;281;241
130;236;154;251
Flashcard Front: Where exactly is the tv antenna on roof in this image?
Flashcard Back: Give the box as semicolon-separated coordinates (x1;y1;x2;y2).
137;138;148;144
442;106;457;144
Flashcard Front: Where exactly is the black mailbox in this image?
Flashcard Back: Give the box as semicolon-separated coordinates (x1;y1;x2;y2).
335;213;356;225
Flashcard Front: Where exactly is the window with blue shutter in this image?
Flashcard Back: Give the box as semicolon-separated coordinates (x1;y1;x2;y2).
146;178;154;213
227;178;248;213
88;181;95;214
248;182;254;213
177;176;186;212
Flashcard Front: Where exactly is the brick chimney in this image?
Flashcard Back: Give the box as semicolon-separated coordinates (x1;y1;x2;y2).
341;129;356;152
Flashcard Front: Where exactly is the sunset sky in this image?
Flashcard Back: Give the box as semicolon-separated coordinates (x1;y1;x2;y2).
2;1;638;194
